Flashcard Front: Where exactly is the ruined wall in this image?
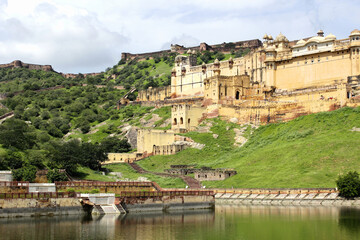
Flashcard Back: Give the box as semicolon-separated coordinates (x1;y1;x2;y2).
0;60;54;72
194;170;237;181
121;39;261;61
136;129;176;154
152;144;187;156
137;86;171;102
104;152;143;164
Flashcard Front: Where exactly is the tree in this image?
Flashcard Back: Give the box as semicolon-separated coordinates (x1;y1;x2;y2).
0;119;36;150
336;171;360;199
214;52;225;61
100;137;131;153
47;169;68;182
12;165;37;182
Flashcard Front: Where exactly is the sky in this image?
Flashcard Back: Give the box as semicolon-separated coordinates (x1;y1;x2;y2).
0;0;360;73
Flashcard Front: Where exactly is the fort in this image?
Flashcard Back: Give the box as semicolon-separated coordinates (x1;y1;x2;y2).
0;60;103;79
109;29;360;160
0;60;54;72
121;39;262;61
133;29;360;132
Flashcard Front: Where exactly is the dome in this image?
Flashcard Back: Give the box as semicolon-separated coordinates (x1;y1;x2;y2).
214;58;220;64
171;67;176;72
307;36;324;43
275;33;289;42
268;35;273;40
325;33;336;40
187;49;192;54
229;56;233;61
263;34;268;39
350;29;360;36
192;50;196;54
296;39;306;46
175;55;187;62
202;62;206;67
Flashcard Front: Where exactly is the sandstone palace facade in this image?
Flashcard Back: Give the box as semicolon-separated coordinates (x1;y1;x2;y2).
136;29;360;133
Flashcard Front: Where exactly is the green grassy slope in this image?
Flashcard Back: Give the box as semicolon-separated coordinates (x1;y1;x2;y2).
77;164;185;188
137;107;360;188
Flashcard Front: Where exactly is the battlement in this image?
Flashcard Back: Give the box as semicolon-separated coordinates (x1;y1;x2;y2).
121;39;262;61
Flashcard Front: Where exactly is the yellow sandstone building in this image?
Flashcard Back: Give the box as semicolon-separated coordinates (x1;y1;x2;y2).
138;29;360;132
106;29;360;163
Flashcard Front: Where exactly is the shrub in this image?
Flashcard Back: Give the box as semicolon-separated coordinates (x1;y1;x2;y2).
47;169;68;182
66;188;75;193
90;189;100;194
336;171;360;199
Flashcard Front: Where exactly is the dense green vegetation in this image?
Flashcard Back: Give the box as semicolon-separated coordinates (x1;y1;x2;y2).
336;171;360;199
104;47;251;91
137;107;360;188
0;67;174;183
0;68;69;94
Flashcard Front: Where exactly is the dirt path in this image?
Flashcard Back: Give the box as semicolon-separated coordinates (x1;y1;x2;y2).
128;162;202;189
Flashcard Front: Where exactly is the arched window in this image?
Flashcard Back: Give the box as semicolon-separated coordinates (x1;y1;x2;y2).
180;117;183;124
188;118;191;124
236;91;240;100
173;118;177;125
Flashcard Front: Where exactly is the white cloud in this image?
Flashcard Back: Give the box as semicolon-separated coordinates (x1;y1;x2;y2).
0;0;359;73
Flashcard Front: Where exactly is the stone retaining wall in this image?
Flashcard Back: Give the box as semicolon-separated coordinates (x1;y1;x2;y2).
215;192;360;207
0;198;84;218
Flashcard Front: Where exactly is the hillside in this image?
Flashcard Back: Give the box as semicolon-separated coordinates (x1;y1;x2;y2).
134;107;360;188
0;67;178;187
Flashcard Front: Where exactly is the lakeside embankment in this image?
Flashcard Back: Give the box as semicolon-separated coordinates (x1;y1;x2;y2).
2;182;360;218
214;188;360;207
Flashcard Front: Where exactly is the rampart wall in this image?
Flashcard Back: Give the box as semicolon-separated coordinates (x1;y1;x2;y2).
121;39;262;61
0;60;53;72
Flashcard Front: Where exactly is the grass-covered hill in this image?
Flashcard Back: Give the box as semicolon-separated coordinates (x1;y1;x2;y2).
135;107;360;188
104;48;251;91
0;67;175;185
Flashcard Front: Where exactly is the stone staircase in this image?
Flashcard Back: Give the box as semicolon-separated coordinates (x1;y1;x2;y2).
115;203;127;214
94;204;124;215
93;205;105;215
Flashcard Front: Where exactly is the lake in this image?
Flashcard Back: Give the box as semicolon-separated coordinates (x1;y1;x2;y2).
1;205;360;240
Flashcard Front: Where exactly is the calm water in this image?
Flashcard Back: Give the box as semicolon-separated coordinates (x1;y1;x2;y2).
1;205;360;240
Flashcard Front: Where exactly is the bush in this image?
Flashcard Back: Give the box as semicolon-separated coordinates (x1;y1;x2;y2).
12;165;37;182
47;169;68;182
336;171;360;199
90;189;100;194
66;188;75;193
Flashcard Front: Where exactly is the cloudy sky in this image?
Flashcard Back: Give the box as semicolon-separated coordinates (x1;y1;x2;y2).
0;0;360;73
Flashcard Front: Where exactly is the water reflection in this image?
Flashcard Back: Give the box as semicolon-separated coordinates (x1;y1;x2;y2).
0;206;360;240
339;207;360;235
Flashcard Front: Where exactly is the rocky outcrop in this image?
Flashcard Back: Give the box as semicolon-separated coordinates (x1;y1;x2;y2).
0;60;54;72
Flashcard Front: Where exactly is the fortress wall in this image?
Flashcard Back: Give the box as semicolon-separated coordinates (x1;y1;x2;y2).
0;61;54;72
104;152;143;164
274;51;351;90
138;86;171;102
137;129;176;153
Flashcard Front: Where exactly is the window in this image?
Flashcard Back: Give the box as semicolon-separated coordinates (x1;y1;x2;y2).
180;117;183;124
188;118;190;124
173;118;177;125
236;91;240;100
